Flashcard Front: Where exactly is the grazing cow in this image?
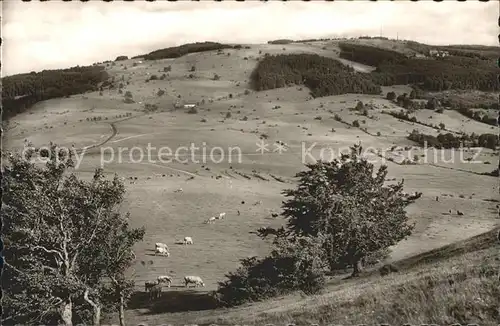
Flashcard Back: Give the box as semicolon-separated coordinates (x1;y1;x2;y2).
157;275;173;287
435;196;439;202
184;275;205;288
155;242;169;250
149;284;162;300
271;213;279;218
155;247;170;257
218;212;226;219
237;210;241;216
206;216;216;224
184;236;193;245
174;188;183;193
145;280;158;292
457;210;464;216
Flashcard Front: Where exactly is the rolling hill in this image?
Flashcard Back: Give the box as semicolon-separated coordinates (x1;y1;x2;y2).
3;38;499;324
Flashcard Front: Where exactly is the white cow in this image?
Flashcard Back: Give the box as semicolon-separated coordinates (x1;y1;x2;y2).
157;275;173;287
155;247;170;257
184;275;205;288
206;216;216;224
184;236;193;245
155;242;169;251
218;212;226;219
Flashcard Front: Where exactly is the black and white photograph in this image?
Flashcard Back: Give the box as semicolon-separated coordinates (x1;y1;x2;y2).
1;1;499;325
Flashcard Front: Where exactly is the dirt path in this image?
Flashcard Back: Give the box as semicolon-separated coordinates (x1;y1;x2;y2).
74;113;146;154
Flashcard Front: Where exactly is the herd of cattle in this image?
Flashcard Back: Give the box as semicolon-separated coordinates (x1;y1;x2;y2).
143;212;226;300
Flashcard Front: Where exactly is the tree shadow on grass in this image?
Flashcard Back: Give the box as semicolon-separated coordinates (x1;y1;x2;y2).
128;288;220;314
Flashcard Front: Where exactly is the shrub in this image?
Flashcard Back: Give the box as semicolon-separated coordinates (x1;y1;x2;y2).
157;89;165;97
244;89;250;95
124;91;133;98
213;74;220;81
334;114;342;122
352;120;360;127
164;65;172;72
190;65;196;72
386;92;396;101
187;107;198;114
225;112;232;119
123;98;135;104
214;236;325;307
355;101;364;111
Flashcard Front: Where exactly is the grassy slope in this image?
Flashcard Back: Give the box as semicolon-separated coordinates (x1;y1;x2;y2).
131;227;500;325
3;39;498;324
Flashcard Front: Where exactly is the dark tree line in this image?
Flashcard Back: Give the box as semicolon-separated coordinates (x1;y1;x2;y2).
338;42;408;67
267;39;294;44
250;53;381;98
456;105;498;127
2;65;108;120
141;42;235;60
408;130;498;150
338;43;499;92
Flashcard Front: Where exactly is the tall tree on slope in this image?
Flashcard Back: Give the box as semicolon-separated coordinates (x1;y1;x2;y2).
276;145;417;277
1;143;145;325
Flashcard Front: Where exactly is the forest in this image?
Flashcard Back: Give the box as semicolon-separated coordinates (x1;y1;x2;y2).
141;42;235;60
338;43;499;92
250;53;382;97
2;65;108;120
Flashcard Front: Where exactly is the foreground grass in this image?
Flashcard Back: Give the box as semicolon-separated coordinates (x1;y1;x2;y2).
196;227;499;325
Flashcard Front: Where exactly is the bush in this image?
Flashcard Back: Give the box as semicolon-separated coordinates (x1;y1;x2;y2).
386;91;396;101
187;107;198;114
163;65;171;72
225;112;232;119
124;91;133;98
123;98;135;104
355;101;364;111
190;65;196;72
244;89;250;95
214;236;325;307
352;120;360;127
157;89;165;97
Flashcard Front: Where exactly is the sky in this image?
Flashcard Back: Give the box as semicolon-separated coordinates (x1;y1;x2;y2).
2;1;498;76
